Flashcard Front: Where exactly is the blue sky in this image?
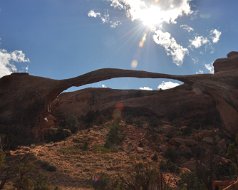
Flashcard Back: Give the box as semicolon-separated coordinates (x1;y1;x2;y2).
0;0;238;90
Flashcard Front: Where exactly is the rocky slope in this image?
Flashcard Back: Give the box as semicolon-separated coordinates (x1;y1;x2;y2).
1;117;235;189
3;121;178;189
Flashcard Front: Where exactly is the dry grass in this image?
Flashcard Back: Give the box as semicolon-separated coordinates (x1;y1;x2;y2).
8;121;171;189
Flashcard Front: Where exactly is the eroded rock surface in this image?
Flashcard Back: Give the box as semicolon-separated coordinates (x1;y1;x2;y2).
0;52;238;147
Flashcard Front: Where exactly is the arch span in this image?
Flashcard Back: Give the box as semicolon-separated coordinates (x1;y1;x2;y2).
60;68;189;91
1;59;238;147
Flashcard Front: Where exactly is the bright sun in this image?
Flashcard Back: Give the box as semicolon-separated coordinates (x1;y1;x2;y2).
139;6;162;31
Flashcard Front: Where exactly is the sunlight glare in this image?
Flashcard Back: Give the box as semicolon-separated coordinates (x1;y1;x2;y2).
139;6;162;31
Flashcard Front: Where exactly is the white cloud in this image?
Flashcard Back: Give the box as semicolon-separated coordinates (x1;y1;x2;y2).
89;1;222;65
88;9;121;28
192;57;199;64
109;20;121;28
180;24;194;32
139;86;153;90
196;69;204;74
0;49;29;78
189;36;209;48
189;29;221;50
153;30;188;65
109;0;192;25
107;0;193;65
158;81;180;90
210;29;221;43
88;10;101;18
205;63;214;74
102;84;107;88
110;0;124;9
88;0;193;65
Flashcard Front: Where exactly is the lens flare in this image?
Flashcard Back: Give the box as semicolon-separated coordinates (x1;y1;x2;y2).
139;33;147;48
131;59;138;69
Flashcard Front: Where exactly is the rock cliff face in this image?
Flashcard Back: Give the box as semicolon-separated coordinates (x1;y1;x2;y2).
0;52;238;147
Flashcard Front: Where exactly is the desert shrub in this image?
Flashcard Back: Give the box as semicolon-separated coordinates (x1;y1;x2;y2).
60;115;79;133
122;107;159;128
117;163;170;190
92;163;171;190
93;145;111;153
34;175;50;190
59;145;81;155
159;160;180;173
81;111;104;128
191;146;206;161
0;153;57;190
92;173;111;190
13;161;51;190
214;161;237;179
44;128;71;142
178;172;207;190
72;137;89;151
133;118;144;128
36;160;57;172
81;141;89;151
180;126;193;136
164;147;179;162
104;122;124;149
151;153;158;162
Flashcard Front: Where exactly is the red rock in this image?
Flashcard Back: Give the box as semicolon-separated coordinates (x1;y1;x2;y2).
0;52;238;147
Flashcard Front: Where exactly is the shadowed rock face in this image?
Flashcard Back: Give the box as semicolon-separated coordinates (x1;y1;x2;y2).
0;52;238;147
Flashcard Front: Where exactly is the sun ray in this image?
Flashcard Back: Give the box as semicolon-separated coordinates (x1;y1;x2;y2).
139;33;147;48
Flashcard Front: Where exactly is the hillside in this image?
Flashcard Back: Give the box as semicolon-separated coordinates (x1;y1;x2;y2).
0;51;238;189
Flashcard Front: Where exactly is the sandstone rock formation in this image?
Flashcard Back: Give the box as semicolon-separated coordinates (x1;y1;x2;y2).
0;51;238;147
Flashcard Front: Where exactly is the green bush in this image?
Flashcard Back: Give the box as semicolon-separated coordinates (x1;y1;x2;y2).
80;110;106;128
178;172;207;190
34;175;50;190
151;153;158;162
214;162;237;179
93;145;111;153
92;163;172;190
117;163;170;190
164;147;179;162
82;141;89;151
0;152;58;190
159;160;180;173
44;128;71;142
104;122;124;149
180;126;193;136
37;160;57;172
60;115;79;133
92;173;111;190
13;162;52;190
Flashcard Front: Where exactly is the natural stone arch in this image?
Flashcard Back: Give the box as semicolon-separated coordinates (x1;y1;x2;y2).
0;51;238;147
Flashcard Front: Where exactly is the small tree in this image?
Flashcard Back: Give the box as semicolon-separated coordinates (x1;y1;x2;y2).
104;122;124;149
